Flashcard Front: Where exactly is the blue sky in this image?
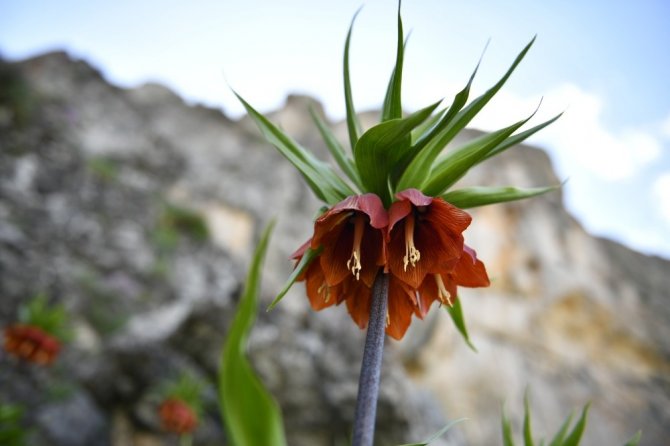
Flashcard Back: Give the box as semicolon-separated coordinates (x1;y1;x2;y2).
2;0;669;258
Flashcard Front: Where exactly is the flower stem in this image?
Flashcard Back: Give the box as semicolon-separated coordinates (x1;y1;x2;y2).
352;272;389;446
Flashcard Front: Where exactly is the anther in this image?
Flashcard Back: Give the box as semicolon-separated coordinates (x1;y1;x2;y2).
347;215;365;280
403;213;421;271
434;274;453;307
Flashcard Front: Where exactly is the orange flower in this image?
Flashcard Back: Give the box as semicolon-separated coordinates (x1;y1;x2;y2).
414;245;490;319
159;398;198;435
293;190;489;340
3;324;61;366
387;189;472;288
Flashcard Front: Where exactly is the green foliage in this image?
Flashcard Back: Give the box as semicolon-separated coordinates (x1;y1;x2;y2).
0;60;35;127
445;298;477;352
267;245;322;312
442;185;559;209
502;393;640;446
87;156;120;181
19;294;71;342
161;373;205;416
152;202;209;255
0;403;27;446
218;221;287;446
398;418;467;446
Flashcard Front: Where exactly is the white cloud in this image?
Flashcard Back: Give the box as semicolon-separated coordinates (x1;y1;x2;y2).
472;83;663;181
653;173;670;228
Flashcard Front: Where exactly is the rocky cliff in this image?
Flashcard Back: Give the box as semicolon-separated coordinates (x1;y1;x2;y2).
0;52;668;446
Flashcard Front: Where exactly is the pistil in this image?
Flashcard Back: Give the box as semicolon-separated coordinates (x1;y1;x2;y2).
347;214;365;280
403;213;421;271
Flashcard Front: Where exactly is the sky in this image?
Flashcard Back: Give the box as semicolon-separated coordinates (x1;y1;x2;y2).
2;0;670;259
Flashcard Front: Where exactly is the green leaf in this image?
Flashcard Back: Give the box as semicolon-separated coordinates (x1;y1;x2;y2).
446;298;477;352
267;246;322;311
344;8;363;150
548;411;575;446
502;404;517;446
219;221;287;446
397;418;467;446
561;403;590;446
623;431;642;446
396;59;480;191
235;92;354;204
381;2;404;122
398;38;535;191
442;185;559;209
523;391;535;446
484;113;563;160
354;101;440;205
411;107;446;145
309;106;363;190
422;107;538;196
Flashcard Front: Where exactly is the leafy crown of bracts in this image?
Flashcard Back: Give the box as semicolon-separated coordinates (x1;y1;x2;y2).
234;3;560;321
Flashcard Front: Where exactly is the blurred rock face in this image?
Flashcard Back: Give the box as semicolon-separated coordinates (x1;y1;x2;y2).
0;52;668;446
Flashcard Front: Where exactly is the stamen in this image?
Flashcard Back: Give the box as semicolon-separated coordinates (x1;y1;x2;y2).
318;282;331;303
403;213;421;271
386;311;390;327
346;214;365;280
434;274;453;307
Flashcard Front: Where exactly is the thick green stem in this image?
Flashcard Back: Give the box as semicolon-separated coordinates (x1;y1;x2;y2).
351;273;389;446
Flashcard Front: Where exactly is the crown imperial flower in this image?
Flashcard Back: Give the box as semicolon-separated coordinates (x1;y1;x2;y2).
3;324;61;366
159;398;198;435
242;5;560;343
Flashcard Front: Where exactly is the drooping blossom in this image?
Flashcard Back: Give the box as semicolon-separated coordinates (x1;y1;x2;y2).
3;324;62;366
386;189;473;289
159;398;198;435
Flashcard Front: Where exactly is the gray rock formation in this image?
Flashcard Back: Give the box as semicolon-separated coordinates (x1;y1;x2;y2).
1;51;668;445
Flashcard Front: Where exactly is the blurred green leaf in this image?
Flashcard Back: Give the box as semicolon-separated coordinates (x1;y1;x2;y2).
218;221;287;446
623;430;642;446
354;101;440;205
562;403;590;446
0;402;27;446
548;411;575;446
446;298;477;352
523;391;535;446
397;418;467;446
267;246;322;312
442;185;558;209
344;8;363;150
502;404;517;446
381;2;404;122
309;106;363;190
235;92;354;204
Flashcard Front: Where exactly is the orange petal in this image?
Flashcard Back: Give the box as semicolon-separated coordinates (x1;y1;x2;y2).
344;279;372;329
386;276;416;340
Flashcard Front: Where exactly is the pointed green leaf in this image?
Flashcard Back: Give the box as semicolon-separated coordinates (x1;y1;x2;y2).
442;185;559;209
397;418;467;446
523;391;535;446
561;403;590;446
484;112;563;160
219;221;287;446
548;411;575;446
344;8;363;150
235;92;354;204
354;101;440;205
381;2;404;122
502;404;517;446
411;107;447;145
267;246;322;312
309;106;363;190
397;66;478;190
623;431;642;446
423;107;538;196
446;297;477;352
398;38;534;191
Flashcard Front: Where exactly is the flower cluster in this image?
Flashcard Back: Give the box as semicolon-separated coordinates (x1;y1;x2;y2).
237;5;559;345
3;324;61;365
159;398;199;435
3;295;68;366
293;189;489;339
